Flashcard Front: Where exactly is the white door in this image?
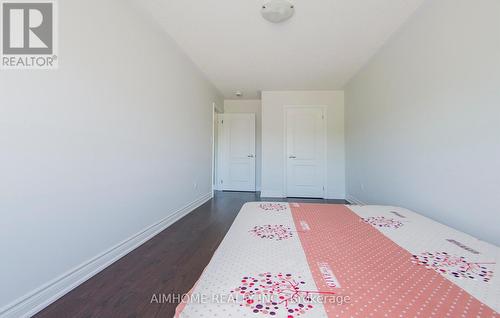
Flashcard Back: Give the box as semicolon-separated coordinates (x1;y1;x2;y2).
220;113;256;191
285;107;326;198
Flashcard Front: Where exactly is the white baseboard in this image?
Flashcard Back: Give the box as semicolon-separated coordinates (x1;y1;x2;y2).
0;192;213;318
346;194;366;205
325;193;347;200
260;190;285;198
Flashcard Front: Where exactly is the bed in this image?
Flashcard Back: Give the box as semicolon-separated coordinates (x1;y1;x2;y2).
175;203;499;317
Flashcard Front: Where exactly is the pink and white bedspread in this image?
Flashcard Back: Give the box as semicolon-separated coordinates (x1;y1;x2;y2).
175;203;499;317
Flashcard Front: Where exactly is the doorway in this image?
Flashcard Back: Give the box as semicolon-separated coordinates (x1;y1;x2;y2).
218;113;256;192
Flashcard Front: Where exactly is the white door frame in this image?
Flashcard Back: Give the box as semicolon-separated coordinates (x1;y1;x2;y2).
212;102;223;193
216;115;223;191
283;105;327;198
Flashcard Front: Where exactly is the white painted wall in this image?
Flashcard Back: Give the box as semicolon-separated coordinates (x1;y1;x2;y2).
223;100;262;191
345;0;500;245
0;0;222;315
261;91;345;199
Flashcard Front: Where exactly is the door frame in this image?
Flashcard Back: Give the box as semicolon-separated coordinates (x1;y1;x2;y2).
212;102;223;192
283;105;327;198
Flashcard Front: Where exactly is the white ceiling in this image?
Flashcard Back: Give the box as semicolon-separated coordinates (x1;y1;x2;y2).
135;0;425;99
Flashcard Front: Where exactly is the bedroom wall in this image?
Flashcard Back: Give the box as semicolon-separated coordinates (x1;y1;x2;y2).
345;0;500;245
261;91;345;199
0;0;222;315
223;100;263;191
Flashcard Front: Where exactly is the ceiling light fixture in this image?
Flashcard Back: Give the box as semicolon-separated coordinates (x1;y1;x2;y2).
261;0;295;23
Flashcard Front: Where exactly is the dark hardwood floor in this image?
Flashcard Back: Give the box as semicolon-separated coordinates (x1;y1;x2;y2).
35;191;347;318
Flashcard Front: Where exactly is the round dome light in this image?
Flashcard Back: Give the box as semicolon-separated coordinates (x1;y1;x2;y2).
261;0;295;23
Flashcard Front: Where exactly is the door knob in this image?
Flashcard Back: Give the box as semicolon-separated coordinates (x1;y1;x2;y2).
248;154;255;158
289;155;297;159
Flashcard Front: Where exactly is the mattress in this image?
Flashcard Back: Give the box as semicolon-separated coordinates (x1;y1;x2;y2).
175;203;499;317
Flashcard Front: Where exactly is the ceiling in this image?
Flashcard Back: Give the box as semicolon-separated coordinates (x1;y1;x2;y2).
135;0;425;99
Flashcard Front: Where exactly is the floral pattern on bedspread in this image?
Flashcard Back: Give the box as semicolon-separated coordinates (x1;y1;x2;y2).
231;272;333;317
412;251;495;282
249;225;295;241
361;216;404;229
259;203;288;212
